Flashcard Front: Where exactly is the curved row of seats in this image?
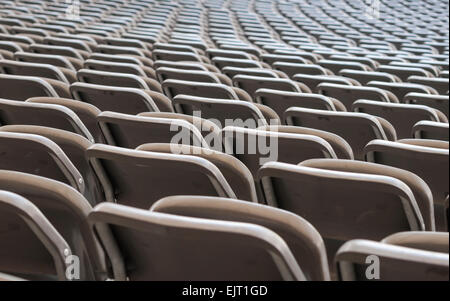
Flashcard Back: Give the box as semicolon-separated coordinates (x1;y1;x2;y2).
0;0;448;281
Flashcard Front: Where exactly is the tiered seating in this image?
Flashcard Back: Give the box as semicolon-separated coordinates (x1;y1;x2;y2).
0;0;448;281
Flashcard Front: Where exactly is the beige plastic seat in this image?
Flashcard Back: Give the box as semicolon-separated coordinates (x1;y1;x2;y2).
14;51;81;70
222;126;337;183
382;232;449;253
162;79;241;100
222;66;279;79
317;83;394;111
30;43;87;60
88;53;154;68
233;75;311;100
0;60;76;84
173;94;269;128
258;160;428;261
86;144;236;209
0;125;108;205
153;49;203;62
335;239;448;281
285;108;396;160
0;131;85;192
413;121;449;141
97;111;209;149
293;74;359;93
339;69;400;85
0;170;114;280
77;68;162;93
0;74;64;100
212;57;263;69
156;67;222;85
319;60;372;74
26;97;104;143
89;202;305;281
137;144;258;203
258;125;354;160
273;62;330;78
70;82;164;115
365;139;449;231
0;98;94;141
368;81;438;102
0;190;70;281
353;100;447;139
404;93;449;118
84;59;156;80
377;65;433;81
255;89;347;119
151;196;330;281
408;76;449;95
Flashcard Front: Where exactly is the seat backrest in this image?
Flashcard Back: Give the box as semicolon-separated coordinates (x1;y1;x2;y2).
285;108;392;160
151;196;330;281
98;111;208;149
14;51;78;70
70;82;159;114
30;43;85;60
258;125;355;160
0;74;59;100
77;69;148;90
404;93;449;119
222;126;337;178
318;83;392;111
382;231;449;253
86;144;236;209
335;239;448;281
368;81;437;102
0;98;93;141
153;49;201;62
173;94;267;128
0;190;70;280
339;70;399;85
84;59;147;76
258;161;425;244
273;62;328;78
89;202;305;281
233;75;303;100
162;79;238;100
0;170;112;280
0;60;70;84
413;121;449;141
353;100;443;139
365;139;449;230
0;131;84;192
255;89;338;118
137;144;258;203
156;67;220;84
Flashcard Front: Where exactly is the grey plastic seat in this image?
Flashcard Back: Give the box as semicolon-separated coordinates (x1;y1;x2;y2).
137;144;258;203
89;202;305;281
365;139;449;231
285;108;396;160
0;98;94;141
413;121;449;141
151;196;330;281
86;144;236;209
258;160;429;262
0;190;70;281
404;93;449;118
0;74;61;100
368;81;438;102
0;170;114;280
0;60;75;84
336;239;448;281
353;100;447;139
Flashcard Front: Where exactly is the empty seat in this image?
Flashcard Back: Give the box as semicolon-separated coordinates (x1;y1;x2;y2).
273;62;330;78
156;67;222;84
0;74;65;100
0;60;76;84
89;202;305;280
0;170;112;280
137;144;258;203
162;79;241;100
404;93;449;118
408;76;449;95
97;111;209;149
293;74;358;93
382;232;449;253
339;69;400;85
0;190;70;281
151;196;330;280
368;81;438;102
336;238;448;281
0;98;93;141
258;160;429;260
365;139;449;230
317;83;395;111
413;121;449;141
70;82;162;114
353;100;447;139
86;144;236;209
14;51;81;70
285;108;396;160
255;89;347;119
233;75;311;100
